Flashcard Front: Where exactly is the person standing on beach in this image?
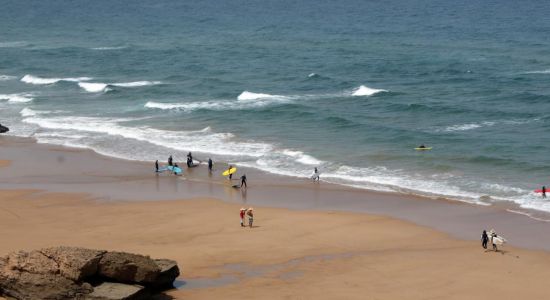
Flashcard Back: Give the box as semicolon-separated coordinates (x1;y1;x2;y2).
168;155;173;166
228;165;234;180
240;208;246;227
481;230;488;249
542;186;546;198
312;167;320;182
247;208;254;228
240;174;247;188
155;160;159;172
208;158;213;172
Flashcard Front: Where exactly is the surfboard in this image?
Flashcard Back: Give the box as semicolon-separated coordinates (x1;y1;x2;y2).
310;172;321;180
155;167;168;173
167;166;183;174
492;236;506;245
222;167;237;176
534;189;547;193
415;147;432;150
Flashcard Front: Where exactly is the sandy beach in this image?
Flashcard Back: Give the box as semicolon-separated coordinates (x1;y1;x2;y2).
1;137;550;299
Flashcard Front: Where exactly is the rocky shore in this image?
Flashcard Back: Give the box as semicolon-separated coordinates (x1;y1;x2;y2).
0;247;179;299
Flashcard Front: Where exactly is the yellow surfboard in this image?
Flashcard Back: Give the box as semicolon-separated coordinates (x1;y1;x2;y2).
222;167;237;176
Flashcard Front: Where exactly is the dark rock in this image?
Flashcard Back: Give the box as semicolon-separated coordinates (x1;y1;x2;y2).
0;124;8;133
85;282;148;300
151;259;180;289
97;252;160;284
0;247;180;300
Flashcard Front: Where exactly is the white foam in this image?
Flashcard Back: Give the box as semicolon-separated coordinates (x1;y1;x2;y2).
352;85;388;96
0;41;28;48
444;123;482;132
308;73;318;78
91;46;127;50
21;74;92;85
20;107;39;117
237;91;288;101
145;96;290;112
0;93;33;103
111;81;162;87
78;82;110;93
281;149;323;165
0;75;16;81
524;69;550;74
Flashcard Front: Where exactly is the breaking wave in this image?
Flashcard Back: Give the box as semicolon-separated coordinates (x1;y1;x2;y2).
0;93;34;103
351;85;388;96
21;74;92;85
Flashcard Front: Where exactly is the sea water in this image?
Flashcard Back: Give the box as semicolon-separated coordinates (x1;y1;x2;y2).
1;0;550;212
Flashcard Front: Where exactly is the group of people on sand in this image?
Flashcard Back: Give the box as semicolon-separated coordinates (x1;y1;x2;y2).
240;207;254;228
155;155;248;189
481;229;504;251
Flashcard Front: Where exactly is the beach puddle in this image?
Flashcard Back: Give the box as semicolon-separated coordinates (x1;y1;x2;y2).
177;252;354;290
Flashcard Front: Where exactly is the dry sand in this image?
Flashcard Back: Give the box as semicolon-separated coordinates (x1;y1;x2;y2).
1;190;549;299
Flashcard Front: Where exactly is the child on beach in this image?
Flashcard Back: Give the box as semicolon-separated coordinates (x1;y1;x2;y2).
247;208;254;228
240;208;246;227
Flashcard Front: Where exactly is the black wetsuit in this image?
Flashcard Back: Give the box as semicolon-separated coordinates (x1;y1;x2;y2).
155;160;159;172
208;159;213;171
543;186;547;198
241;175;247;188
481;231;488;249
168;156;173;166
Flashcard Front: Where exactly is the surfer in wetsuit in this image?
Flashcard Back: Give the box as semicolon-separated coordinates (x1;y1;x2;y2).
481;230;488;249
418;144;426;149
228;165;234;180
240;174;247;188
543;186;547;198
168;155;173;166
312;167;320;182
155;160;159;172
208;158;213;172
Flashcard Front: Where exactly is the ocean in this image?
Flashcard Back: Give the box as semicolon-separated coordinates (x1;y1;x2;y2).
1;0;550;212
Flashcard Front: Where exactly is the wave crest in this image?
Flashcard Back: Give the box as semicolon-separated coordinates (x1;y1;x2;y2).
0;93;34;103
352;85;388;96
21;74;92;85
78;82;110;93
237;91;288;101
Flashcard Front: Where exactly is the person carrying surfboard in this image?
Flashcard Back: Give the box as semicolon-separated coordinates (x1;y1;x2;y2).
228;165;234;180
168;155;173;166
542;186;546;198
312;167;320;182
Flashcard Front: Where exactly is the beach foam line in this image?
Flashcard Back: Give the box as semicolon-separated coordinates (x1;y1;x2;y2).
21;74;92;85
0;93;34;103
351;85;388;97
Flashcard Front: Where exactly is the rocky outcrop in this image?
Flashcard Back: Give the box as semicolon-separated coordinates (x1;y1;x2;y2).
0;124;8;133
0;247;180;300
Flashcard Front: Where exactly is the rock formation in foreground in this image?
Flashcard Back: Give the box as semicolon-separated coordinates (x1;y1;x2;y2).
0;246;180;300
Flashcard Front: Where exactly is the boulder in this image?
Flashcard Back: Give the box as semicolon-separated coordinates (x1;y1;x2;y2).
0;247;180;300
151;259;180;289
41;247;105;281
97;252;160;284
85;282;148;300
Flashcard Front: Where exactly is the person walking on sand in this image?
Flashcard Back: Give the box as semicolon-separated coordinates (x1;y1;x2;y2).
489;229;498;251
240;174;247;188
481;230;488;249
542;186;547;198
247;208;254;228
155;160;159;172
208;158;213;172
240;208;246;227
168;155;173;166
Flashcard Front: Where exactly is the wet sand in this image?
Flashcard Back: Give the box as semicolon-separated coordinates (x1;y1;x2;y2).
1;136;550;299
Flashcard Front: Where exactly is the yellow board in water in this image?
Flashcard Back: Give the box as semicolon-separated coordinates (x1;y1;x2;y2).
415;147;432;150
222;167;237;176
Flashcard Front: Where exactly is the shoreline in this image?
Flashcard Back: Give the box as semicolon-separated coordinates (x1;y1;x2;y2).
2;135;550;251
2;136;550;299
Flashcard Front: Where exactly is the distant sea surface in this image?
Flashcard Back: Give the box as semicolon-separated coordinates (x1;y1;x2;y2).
1;0;550;212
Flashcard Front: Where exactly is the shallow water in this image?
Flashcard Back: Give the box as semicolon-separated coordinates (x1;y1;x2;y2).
1;0;550;211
